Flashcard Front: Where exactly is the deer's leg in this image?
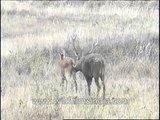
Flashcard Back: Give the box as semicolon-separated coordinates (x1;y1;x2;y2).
69;67;74;92
85;75;92;96
65;77;68;91
61;70;67;91
69;67;72;78
100;74;105;99
94;77;101;97
61;76;67;91
73;72;77;93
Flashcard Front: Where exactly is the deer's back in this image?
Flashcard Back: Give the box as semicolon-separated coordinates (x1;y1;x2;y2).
81;53;105;77
59;57;75;68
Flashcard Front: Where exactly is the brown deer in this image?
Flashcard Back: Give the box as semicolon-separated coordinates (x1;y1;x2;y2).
71;35;106;99
59;50;77;92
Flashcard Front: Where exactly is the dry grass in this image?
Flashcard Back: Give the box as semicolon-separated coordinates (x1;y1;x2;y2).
1;1;159;119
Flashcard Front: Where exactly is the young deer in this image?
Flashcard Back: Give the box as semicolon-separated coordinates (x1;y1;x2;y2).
72;35;106;99
59;50;77;92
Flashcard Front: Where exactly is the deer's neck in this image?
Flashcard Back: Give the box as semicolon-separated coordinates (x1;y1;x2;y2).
76;65;82;72
76;58;84;72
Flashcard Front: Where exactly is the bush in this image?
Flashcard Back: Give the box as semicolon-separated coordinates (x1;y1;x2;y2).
8;47;49;76
114;58;158;79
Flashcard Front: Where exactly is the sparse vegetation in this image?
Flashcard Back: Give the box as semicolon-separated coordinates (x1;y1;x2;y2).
1;1;159;119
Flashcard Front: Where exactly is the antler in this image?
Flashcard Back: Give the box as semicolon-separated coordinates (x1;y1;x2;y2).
58;49;65;60
88;38;99;54
71;34;79;58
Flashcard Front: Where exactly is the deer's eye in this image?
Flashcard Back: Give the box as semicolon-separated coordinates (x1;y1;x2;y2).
73;64;76;67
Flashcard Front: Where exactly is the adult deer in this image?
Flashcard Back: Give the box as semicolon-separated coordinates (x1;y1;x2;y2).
59;50;77;92
71;35;106;99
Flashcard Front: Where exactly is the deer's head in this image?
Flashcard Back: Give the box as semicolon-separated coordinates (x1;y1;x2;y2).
71;34;99;72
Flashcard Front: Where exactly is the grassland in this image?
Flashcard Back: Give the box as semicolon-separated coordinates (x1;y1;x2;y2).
1;1;159;119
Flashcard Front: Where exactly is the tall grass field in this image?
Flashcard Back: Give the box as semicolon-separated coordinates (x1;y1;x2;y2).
1;1;159;119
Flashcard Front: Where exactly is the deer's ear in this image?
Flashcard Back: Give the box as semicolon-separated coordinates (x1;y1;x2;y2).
73;63;76;67
59;53;61;59
59;53;64;60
